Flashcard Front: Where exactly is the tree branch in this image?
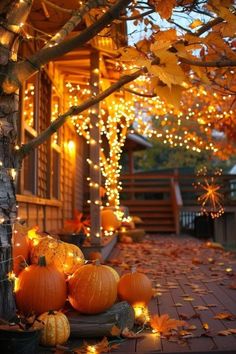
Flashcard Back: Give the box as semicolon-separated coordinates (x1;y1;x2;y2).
124;87;156;98
180;58;236;67
44;0;107;48
17;68;143;161
42;0;73;14
5;0;132;93
120;9;154;21
195;17;224;36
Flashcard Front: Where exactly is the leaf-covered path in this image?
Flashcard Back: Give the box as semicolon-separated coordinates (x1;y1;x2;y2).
107;235;236;353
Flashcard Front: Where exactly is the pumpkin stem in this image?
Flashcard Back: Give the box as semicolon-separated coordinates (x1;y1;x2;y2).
94;259;100;266
48;310;56;315
38;256;47;267
131;266;137;273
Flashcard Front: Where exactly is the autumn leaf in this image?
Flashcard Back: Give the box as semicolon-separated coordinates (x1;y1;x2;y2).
121;327;144;339
183;296;194;302
189;19;203;29
149;0;176;19
203;323;209;330
148;50;187;87
218;328;236;336
214;312;235;320
152;29;177;51
179;330;194;338
150;314;186;335
110;325;121;337
193;305;209;311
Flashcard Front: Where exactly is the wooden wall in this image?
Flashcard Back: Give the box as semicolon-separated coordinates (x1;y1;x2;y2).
17;55;86;232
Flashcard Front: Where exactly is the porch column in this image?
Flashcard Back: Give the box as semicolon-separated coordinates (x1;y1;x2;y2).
89;50;101;245
128;150;134;174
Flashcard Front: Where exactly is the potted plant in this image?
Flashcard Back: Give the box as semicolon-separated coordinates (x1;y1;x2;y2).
59;210;90;247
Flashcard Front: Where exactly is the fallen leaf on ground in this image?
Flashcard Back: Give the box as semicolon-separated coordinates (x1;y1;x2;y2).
203;323;209;330
150;314;186;335
193;305;209;311
110;325;121;337
179;330;194;338
173;303;183;307
122;327;144;338
214;312;235;320
183;296;195;302
218;328;236;336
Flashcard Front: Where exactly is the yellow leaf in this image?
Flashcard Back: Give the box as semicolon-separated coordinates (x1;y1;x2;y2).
183;296;194;302
150;0;176;19
154;84;184;107
189;19;203;29
149;50;186;87
118;47;141;61
152;29;177;50
203;323;209;330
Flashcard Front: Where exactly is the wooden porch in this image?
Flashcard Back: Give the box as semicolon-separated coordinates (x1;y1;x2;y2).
38;235;236;354
120;172;236;247
106;235;236;353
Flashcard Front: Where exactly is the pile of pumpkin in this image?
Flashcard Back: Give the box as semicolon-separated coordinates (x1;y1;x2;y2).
12;224;153;348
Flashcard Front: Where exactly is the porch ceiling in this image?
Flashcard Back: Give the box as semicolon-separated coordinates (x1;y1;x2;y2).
29;0;85;34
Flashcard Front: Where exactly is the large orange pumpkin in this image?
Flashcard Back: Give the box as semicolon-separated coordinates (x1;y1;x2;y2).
68;262;117;314
15;256;67;315
104;265;120;283
118;269;153;306
101;209;121;231
12;223;30;275
30;236;84;274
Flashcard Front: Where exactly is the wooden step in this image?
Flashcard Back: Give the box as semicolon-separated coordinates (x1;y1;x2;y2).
122;199;172;205
144;225;176;233
133;210;173;220
141;219;175;225
122;187;171;193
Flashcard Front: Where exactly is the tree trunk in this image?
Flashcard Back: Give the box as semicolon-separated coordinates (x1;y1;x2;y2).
0;244;16;320
0;92;18;319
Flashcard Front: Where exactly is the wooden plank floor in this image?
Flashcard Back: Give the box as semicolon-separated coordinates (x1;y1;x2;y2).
106;235;236;354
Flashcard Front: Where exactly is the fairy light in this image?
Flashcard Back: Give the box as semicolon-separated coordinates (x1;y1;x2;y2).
133;305;150;324
87;345;97;354
193;167;225;218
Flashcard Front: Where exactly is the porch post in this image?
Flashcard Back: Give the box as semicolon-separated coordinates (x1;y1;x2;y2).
89;50;101;245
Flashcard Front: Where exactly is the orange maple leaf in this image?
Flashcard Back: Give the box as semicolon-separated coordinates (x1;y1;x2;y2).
150;314;186;335
149;0;176;19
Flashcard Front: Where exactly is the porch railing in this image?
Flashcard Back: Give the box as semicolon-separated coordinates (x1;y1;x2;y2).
120;172;236;234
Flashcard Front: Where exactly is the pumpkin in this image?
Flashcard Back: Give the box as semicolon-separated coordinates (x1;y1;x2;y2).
118;268;152;306
89;251;103;262
101;209;121;231
15;256;67;315
30;236;84;274
120;235;133;244
104;265;120;283
34;310;70;346
12;223;30;275
68;262;117;314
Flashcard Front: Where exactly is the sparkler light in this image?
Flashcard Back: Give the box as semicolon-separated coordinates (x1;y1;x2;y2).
193;167;224;219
